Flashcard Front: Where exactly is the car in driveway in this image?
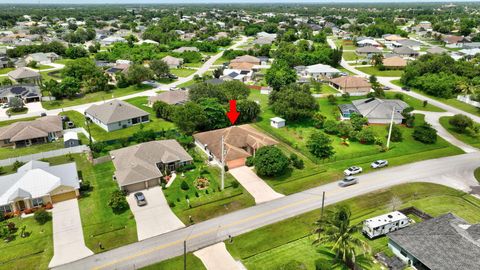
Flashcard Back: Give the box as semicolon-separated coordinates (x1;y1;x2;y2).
134;192;147;206
339;176;358;187
371;160;389;169
344;166;363;176
402;87;411;92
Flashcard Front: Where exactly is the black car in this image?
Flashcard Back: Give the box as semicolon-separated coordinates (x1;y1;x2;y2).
134;192;147;206
402;87;411;92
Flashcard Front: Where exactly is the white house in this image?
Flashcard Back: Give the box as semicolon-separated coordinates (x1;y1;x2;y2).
85;100;150;132
362;211;410;239
270;117;285;129
302;64;341;79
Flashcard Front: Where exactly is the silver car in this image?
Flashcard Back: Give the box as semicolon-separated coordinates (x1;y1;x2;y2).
134;192;147;206
371;160;389;169
339;176;358;187
344;166;363;176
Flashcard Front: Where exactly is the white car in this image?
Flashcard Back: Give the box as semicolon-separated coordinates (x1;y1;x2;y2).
344;166;363;176
339;176;358;187
371;160;388;169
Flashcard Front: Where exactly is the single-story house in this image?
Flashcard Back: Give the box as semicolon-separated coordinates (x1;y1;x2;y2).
270;117;285;128
392;47;419;58
230;55;261;65
8;67;41;84
194;124;278;169
172;46;199;53
330;76;371;96
147;90;188;106
349;98;408;124
395;39;422;51
162;55;183;68
338;103;360;119
25;52;60;65
299;63;341;79
0;160;80;214
221;68;253;82
0;85;41;103
442;35;468;48
356;39;381;47
383;34;406;45
0;116;63;148
100;36;126;46
110;140;193;192
388;213;480;270
63;131;80;148
426;46;448;54
85;99;150;132
355;46;382;56
382;56;407;69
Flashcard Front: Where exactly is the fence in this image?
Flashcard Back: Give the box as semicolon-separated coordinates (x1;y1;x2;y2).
457;95;480;108
0;145;90;167
92;155;112;165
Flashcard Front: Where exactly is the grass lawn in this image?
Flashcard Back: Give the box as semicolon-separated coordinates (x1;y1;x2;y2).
0;116;39;127
0;67;14;75
335;39;356;51
42;84;153;110
53;59;73;65
249;91;463;194
164;148;255;224
61;96;175;142
36;65;54;70
439;116;480;149
170;68;197;77
226;183;480;270
0;217;53;270
140;253;206;270
6;107;28;115
384;92;445;112
177;79;196;88
40;70;61;82
475;167;480;183
356;66;404;77
213;56;229;65
343;51;360;61
311;84;339;95
183;62;203;68
0;139;64;160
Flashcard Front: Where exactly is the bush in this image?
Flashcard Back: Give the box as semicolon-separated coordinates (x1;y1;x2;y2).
169;201;175;207
195;191;199;197
80;180;91;191
356;127;377;144
34;209;51;225
394;93;404;100
289;153;304;169
413;123;437;144
307;131;335;159
254;146;290;177
176;164;196;173
231;180;240;188
108;190;129;212
449;114;473;133
387;124;403;142
12;160;25;171
312;113;326;129
245;156;255;167
327;94;337;105
323;120;338;135
180;180;190;191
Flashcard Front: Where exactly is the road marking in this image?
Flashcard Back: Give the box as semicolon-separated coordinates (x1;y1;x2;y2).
92;196;316;270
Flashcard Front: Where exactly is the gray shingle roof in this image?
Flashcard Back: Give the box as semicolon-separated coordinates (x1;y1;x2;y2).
352;98;408;120
148;90;188;105
8;67;40;80
85;99;149;125
0;116;62;142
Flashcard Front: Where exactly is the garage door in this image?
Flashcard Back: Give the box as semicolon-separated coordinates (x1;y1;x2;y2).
147;179;159;188
51;191;77;203
124;182;147;193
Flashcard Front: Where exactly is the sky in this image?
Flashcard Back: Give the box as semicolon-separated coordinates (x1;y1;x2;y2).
0;0;478;4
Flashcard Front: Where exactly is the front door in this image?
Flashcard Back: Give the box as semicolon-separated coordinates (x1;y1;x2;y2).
18;201;25;210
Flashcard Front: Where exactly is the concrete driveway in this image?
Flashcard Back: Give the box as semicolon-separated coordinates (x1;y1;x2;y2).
229;166;284;204
194;242;244;270
126;186;185;241
48;199;93;268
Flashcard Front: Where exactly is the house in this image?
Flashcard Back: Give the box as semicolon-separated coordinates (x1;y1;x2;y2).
0;161;80;214
270;117;285;129
338;103;360;119
388;213;480;270
110;140;193;192
0;56;9;68
349;98;408;124
172;46;199;53
299;64;341;79
426;46;448;54
383;34;406;46
147;90;188;106
355;46;382;56
162;56;183;68
25;52;60;65
382;56;407;69
442;35;467;48
0;116;63;148
392;46;419;58
85;100;150;132
395;39;422;51
330;76;371;96
100;36;126;46
8;67;41;84
362;211;410;239
253;33;276;45
230;55;261;65
194;124;278;169
0;85;41;103
63;131;80;148
221;68;253;82
356;38;381;47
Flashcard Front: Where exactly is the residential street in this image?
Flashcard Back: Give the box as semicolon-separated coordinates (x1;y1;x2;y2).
53;152;480;270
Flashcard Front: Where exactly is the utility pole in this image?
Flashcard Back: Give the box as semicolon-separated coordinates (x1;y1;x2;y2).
183;240;187;270
320;191;325;219
386;106;395;149
220;135;225;190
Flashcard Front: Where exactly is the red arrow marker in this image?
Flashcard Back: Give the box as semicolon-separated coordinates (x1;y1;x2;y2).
226;100;240;125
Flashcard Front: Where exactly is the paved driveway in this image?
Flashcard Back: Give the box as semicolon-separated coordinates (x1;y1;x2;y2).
48;199;93;268
229;166;284;204
126;186;185;241
194;242;244;270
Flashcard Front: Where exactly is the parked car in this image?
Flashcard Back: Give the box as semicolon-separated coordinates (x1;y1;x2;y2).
61;115;70;122
168;74;178;79
339;176;358;187
169;86;179;91
66;121;75;128
1;103;9;109
402;87;410;92
371;160;388;169
134;192;147;206
382;86;391;90
40;112;47;117
344;166;363;176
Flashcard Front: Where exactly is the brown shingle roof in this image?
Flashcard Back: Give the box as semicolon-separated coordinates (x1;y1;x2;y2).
0;116;62;142
229;62;255;71
382;56;407;67
148;91;188;105
230;55;260;64
330;76;371;90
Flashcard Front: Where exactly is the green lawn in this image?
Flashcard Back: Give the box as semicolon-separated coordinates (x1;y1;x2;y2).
140;253;206;270
384;92;445;112
0;217;53;270
177;79;196;88
334;39;356;51
171;68;197;77
213;56;229;65
343;51;361;61
0;67;14;74
40;70;61;82
356;66;404;77
42;84;153;110
249;91;463;194
183;62;203;68
311;84;339;94
475;167;480;183
36;65;54;70
164;148;255;224
54;59;73;65
439;116;480;149
226;183;480;270
61;96;175;142
0;140;64;160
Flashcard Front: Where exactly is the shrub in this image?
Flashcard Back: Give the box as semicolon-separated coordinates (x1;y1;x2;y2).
176;197;180;202
307;131;335;159
449;114;473;133
169;201;175;207
80;180;91;191
323;120;338;135
176;164;196;173
108;190;129;212
12;160;25;171
327;94;337;105
185;194;189;200
290;153;304;169
356;128;377;144
337;121;355;138
245;156;255;167
231;180;240;188
387;123;403;142
394;93;404;100
312;113;326;129
412;123;437;144
180;180;190;191
341;93;350;101
254;146;290;177
34;209;51;225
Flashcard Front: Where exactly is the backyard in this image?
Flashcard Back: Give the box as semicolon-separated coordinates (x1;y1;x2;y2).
0;139;64;160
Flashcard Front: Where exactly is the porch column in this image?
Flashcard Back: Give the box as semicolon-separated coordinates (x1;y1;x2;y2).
11;202;18;212
25;199;32;209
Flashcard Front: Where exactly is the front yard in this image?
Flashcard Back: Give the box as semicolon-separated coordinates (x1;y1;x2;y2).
356;66;404;77
171;68;197;77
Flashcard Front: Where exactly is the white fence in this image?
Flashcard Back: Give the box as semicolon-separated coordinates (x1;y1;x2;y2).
457;95;480;108
0;145;90;167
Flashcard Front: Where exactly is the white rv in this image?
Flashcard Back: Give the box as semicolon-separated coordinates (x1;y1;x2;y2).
362;211;410;239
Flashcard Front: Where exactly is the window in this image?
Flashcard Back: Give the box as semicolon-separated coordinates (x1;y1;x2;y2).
0;204;12;213
31;197;43;207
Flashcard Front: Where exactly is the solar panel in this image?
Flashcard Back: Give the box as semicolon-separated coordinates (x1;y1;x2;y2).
10;87;26;95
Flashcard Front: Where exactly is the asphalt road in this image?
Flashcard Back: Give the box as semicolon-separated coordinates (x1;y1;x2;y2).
54;152;480;270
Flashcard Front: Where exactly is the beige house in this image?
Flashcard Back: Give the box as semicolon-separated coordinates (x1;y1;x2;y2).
194;125;278;169
110;140;193;192
0;161;80;214
162;55;183;68
0;116;63;148
8;67;41;84
382;56;407;69
330;76;372;96
147;90;188;106
85;100;150;132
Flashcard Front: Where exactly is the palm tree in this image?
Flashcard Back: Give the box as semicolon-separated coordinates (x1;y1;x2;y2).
456;81;478;97
313;205;371;270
